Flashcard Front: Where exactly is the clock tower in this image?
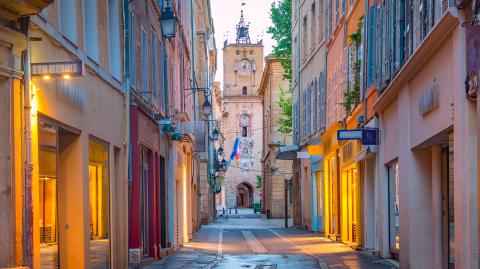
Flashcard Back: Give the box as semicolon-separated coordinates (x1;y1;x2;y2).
219;7;264;210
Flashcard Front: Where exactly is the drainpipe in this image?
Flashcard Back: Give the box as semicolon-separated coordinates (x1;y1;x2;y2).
122;0;131;265
296;0;302;228
22;17;34;268
362;1;368;123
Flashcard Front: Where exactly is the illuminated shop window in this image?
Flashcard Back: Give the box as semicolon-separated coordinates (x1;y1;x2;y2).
39;123;59;269
89;140;110;269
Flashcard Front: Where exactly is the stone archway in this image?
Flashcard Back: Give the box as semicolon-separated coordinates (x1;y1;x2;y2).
236;182;254;208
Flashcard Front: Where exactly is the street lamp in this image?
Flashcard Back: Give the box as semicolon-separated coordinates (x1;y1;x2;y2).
202;98;212;116
159;6;177;38
210;128;219;141
217;146;224;156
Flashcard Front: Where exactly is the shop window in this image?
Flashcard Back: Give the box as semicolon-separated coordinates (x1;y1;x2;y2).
39;124;59;269
89;140;110;268
388;160;400;259
140;147;151;257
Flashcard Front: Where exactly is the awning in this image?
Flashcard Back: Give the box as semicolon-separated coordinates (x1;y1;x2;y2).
275;145;300;160
354;146;376;162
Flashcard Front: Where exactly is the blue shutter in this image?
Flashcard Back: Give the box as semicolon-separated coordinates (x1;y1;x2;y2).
367;7;376;86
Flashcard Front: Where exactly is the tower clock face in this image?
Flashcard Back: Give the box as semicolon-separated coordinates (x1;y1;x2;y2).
237;59;251;76
240;115;250;127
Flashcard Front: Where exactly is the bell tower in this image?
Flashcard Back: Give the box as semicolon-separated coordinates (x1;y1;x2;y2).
220;4;264;209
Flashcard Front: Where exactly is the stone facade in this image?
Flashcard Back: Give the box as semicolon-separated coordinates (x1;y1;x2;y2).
258;56;293;219
221;10;263;209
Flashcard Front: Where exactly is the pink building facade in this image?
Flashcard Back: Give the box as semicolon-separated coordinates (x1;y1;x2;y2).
373;6;479;269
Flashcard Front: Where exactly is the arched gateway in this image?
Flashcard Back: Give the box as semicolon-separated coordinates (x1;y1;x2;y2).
236;182;254;208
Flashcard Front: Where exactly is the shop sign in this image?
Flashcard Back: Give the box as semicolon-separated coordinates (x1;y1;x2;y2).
337;129;378;145
31;60;82;77
337;130;363;140
419;84;439;116
296;152;309;159
157;119;172;125
129;248;141;264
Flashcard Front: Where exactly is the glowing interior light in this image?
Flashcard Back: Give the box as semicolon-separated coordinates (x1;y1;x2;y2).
182;165;189;243
63;74;71;79
31;85;38;117
43;75;50;80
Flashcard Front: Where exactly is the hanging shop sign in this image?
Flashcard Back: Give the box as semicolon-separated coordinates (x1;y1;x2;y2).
337;130;363;140
337;129;378;145
31;60;82;78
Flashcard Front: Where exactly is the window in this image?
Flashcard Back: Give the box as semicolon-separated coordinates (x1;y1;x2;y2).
242;86;248;96
388;161;399;257
366;6;376;86
242;127;248;137
141;27;148;100
108;0;121;79
129;11;136;88
311;3;316;48
335;0;339;24
151;32;158;106
303;16;308;59
89;140;110;268
38;124;59;269
59;0;77;44
318;0;324;41
84;0;99;61
313;79;317;131
140;147;151;257
303;89;307;138
319;72;326;129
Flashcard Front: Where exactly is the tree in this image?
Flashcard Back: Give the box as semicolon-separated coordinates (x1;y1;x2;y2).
268;0;293;135
267;0;292;83
277;89;293;134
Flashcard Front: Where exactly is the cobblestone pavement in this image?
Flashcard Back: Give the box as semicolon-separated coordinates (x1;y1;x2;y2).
144;209;397;269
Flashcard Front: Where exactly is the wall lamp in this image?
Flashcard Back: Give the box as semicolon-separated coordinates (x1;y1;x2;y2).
159;6;177;39
184;87;212;116
210;129;220;141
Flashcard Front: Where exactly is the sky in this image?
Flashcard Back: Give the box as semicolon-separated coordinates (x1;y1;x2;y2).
210;0;276;85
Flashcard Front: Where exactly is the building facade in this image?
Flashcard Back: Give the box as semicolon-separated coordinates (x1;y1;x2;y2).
371;2;477;268
291;0;327;230
290;0;480;267
222;10;263;210
259;56;293;218
0;2;52;268
26;0;128;268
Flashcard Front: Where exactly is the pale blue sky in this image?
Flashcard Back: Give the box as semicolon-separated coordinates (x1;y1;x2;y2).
211;0;276;84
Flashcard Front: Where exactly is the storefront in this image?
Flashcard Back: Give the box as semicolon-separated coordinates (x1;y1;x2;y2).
129;106;163;260
339;140;361;247
321;123;341;240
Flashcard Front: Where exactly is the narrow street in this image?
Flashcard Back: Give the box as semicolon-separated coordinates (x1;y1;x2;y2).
145;209;396;269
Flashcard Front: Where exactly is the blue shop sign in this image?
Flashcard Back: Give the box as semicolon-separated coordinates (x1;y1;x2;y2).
337;129;378;145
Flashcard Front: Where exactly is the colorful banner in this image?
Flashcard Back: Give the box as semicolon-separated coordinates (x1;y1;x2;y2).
226;137;239;170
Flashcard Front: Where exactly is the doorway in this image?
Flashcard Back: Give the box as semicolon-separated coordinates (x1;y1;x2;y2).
236;182;253;208
39;122;59;269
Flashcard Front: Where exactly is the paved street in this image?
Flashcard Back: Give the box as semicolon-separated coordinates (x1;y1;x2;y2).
145;209;397;269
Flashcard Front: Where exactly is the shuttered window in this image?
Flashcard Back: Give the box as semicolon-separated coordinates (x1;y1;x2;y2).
141;27;148;100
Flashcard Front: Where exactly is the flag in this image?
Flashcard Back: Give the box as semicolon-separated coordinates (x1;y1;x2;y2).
226;137;239;170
